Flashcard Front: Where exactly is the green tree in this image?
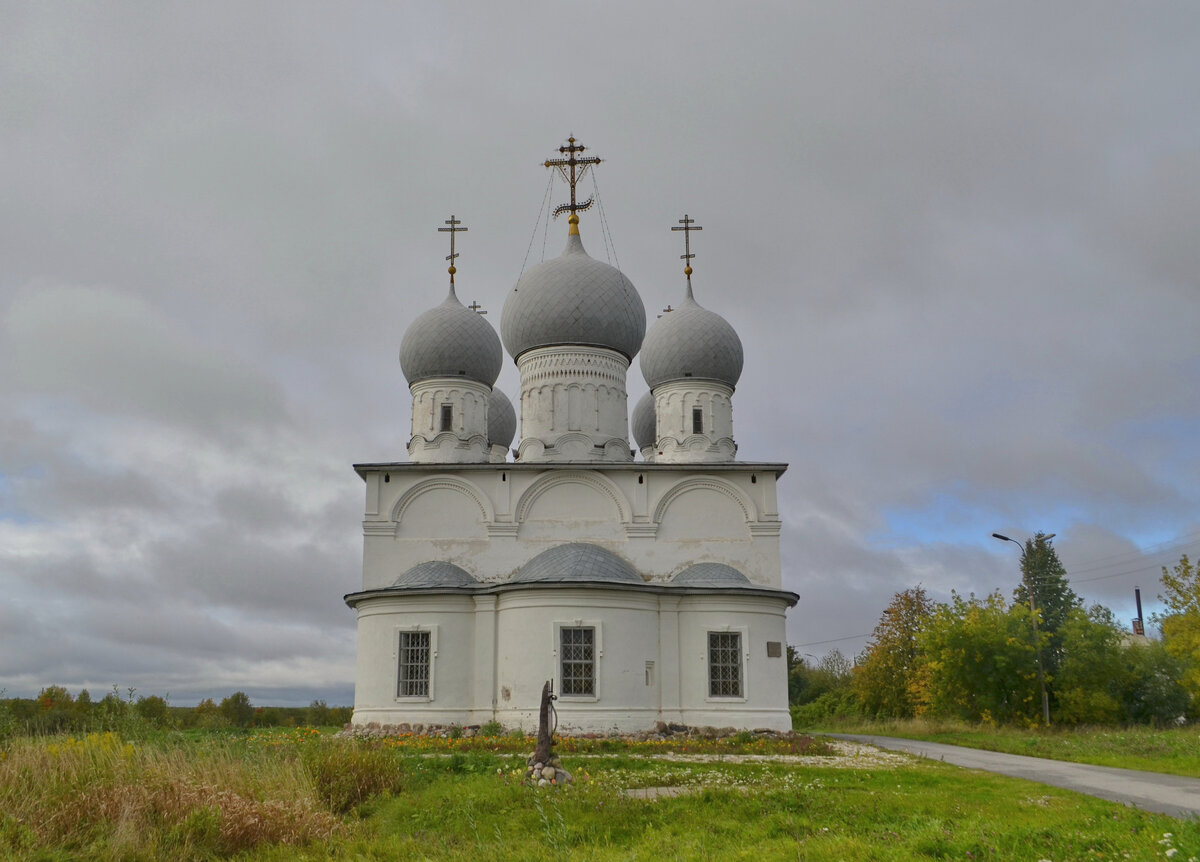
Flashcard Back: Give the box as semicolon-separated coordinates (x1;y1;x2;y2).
135;695;172;727
1155;554;1200;701
193;697;230;729
1120;639;1190;725
1053;605;1125;725
220;691;254;728
917;591;1041;724
853;586;935;718
306;699;332;727
1012;533;1081;672
37;685;74;712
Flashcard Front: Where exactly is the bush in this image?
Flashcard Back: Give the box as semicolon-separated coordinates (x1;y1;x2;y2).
301;741;405;814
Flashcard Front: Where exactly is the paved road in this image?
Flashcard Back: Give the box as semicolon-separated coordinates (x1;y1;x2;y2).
829;734;1200;819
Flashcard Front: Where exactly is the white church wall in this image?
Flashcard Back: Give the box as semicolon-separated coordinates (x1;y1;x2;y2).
359;465;784;590
351;594;477;726
675;595;792;731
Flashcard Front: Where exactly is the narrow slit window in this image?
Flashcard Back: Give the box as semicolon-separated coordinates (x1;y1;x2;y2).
692;407;704;435
397;631;431;697
439;404;453;432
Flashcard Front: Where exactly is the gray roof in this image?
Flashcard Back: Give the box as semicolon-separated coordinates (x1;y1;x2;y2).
487;387;516;448
671;562;752;587
511;542;643;584
640;286;743;390
392;560;478;588
399;285;503;386
501;232;646;361
631;390;656;450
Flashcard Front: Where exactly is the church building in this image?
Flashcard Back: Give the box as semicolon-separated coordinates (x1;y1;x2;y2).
345;138;797;733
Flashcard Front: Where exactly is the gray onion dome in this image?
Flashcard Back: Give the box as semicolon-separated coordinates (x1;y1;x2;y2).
631;390;656;450
640;285;743;390
399;285;503;386
501;232;646;361
486;387;516;449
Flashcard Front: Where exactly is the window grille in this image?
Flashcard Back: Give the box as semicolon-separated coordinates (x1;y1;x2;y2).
397;630;431;697
708;631;742;697
560;627;595;696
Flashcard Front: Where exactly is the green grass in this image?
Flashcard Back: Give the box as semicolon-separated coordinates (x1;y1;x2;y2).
815;717;1200;778
3;728;1198;860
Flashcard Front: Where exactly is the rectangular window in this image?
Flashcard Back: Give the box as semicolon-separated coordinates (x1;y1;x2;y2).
397;630;431;697
439;404;453;432
708;632;742;698
692;407;704;434
560;627;595;696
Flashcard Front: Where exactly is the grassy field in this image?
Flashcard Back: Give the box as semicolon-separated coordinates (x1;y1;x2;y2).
808;717;1200;778
2;728;1198;860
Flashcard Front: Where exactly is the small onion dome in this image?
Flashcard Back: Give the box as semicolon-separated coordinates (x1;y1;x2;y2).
631;390;656;450
501;232;646;362
487;387;516;449
671;563;752;587
399;285;503;386
512;542;642;584
392;561;478;588
639;285;743;390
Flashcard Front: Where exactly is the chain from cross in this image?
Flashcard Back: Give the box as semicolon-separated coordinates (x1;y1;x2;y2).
467;300;487;315
544;136;602;220
438;215;467;283
671;214;702;279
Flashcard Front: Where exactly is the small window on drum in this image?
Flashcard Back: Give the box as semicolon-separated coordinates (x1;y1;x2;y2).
440;404;453;432
692;407;704;435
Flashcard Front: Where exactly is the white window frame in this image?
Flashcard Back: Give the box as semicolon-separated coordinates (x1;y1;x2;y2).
552;620;602;702
705;626;749;702
394;624;437;701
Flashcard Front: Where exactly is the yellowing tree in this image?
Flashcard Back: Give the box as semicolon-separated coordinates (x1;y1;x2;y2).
853;586;934;718
1156;554;1200;701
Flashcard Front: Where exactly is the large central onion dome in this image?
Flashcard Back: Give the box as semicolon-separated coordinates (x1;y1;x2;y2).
399;285;503;386
640;284;743;390
501;229;646;362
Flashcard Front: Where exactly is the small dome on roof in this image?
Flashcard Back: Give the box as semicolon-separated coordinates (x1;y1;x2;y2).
392;561;478;588
631;390;656;450
512;543;642;584
501;233;646;362
671;563;752;587
640;285;743;390
400;286;503;387
487;387;516;449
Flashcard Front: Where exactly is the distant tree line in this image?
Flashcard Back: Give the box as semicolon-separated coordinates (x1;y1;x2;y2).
790;541;1199;727
0;685;351;738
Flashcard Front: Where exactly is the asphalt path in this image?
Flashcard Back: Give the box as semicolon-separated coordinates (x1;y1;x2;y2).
829;733;1200;819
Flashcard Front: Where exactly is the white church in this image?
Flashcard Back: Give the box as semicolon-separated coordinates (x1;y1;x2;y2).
345;138;797;733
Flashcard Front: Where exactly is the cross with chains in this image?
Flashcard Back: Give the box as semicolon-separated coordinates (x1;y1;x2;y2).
544;136;602;220
438;215;467;283
671;214;702;279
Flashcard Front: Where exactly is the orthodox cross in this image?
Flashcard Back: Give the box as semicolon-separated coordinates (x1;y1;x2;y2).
544;136;602;224
438;215;467;284
467;300;487;315
658;304;674;319
671;214;702;282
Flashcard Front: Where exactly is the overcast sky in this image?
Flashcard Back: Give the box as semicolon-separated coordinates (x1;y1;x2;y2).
2;3;1198;706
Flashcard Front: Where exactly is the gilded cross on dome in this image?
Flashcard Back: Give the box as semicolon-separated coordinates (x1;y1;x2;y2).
438;215;467;285
671;214;702;284
544;136;602;234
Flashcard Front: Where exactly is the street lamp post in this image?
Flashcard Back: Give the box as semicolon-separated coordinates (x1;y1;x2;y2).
992;532;1055;726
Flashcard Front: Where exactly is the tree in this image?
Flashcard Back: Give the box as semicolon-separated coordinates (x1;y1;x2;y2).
135;695;172;727
1012;533;1081;668
37;685;74;712
1120;639;1190;725
917;591;1041;724
1154;554;1200;701
853;586;935;718
1053;605;1125;725
220;691;254;728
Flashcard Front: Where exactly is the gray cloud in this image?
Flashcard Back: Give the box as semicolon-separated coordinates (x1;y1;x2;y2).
2;2;1198;701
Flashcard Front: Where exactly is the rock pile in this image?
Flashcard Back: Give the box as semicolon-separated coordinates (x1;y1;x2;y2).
523;753;572;788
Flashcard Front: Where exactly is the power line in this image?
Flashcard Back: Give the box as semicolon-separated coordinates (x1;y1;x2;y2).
793;632;872;648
